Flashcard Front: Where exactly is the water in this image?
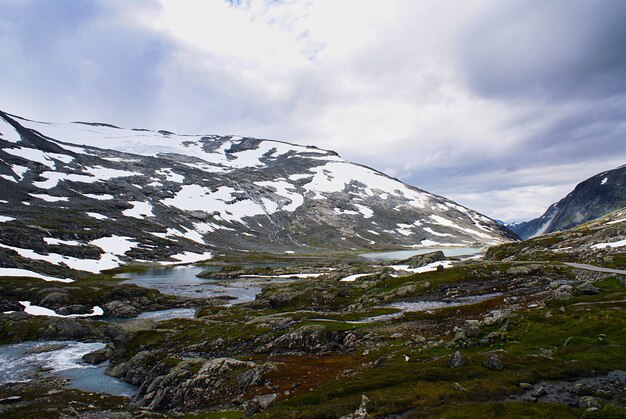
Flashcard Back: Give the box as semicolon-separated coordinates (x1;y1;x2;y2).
0;341;137;397
352;293;502;323
360;247;482;262
135;307;196;321
118;265;301;304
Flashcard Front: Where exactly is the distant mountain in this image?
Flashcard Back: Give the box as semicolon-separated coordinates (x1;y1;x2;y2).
0;110;514;279
507;164;626;239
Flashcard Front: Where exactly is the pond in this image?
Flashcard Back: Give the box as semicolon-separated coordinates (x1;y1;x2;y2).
360;247;482;262
0;341;137;397
117;265;301;305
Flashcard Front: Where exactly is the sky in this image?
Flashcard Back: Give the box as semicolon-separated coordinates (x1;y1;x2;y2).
0;0;624;222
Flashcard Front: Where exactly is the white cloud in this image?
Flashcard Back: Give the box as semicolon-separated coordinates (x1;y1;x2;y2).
0;0;624;223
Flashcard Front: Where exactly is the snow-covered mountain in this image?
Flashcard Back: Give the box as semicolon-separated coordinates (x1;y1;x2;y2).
0;110;514;279
507;164;626;239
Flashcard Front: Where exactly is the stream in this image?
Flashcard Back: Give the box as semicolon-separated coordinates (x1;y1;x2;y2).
0;341;137;397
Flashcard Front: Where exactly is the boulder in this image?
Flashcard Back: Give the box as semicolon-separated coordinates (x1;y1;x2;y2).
399;251;445;268
448;351;465;368
482;354;503;371
574;282;599;296
104;300;139;318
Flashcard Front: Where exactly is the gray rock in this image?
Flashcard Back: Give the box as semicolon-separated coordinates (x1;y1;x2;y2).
39;291;69;306
574;282;599;296
579;396;603;409
104;300;139;318
340;394;371;419
448;351;465;368
399;251;445;268
482;354;503;371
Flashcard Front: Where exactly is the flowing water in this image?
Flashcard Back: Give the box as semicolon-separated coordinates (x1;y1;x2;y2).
0;341;137;397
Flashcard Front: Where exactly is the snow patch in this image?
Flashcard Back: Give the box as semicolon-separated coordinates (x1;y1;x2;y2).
20;301;103;318
122;201;154;219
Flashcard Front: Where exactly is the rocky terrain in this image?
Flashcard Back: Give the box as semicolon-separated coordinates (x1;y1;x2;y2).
507;165;626;239
0;110;514;283
0;110;624;417
0;209;624;417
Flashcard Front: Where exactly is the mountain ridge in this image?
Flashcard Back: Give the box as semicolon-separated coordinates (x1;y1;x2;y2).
0;109;515;279
507;164;626;239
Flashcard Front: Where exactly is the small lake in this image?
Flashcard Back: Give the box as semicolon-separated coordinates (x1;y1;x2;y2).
118;266;300;305
360;247;482;262
0;341;136;397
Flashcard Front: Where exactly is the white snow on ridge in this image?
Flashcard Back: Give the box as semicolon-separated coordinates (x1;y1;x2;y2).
0;118;22;143
304;162;429;209
340;273;374;282
44;237;81;246
34;167;141;189
87;212;109;220
166;251;213;264
0;268;73;282
601;177;608;185
255;180;304;212
3;147;56;168
423;227;455;237
83;193;114;200
163;185;270;223
0;236;138;274
0;216;15;222
156;168;184;183
20;301;103;318
30;193;69;202
122;201;154;219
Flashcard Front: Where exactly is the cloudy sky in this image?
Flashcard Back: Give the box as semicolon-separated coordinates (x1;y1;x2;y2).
0;0;624;222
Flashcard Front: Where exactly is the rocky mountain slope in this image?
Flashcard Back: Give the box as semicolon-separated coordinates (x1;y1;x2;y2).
489;206;626;269
507;164;626;239
0;110;514;279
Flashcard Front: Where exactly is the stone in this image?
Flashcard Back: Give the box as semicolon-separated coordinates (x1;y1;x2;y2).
399;251;445;269
574;282;599;296
579;396;603;409
448;351;465;368
40;291;69;306
340;395;371;419
482;354;503;371
531;387;547;398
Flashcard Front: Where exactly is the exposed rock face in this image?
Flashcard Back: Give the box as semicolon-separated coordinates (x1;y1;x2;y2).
507;164;626;239
110;353;274;412
399;251;445;268
0;110;514;278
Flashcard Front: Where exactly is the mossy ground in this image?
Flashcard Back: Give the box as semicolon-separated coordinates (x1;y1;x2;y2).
1;249;625;417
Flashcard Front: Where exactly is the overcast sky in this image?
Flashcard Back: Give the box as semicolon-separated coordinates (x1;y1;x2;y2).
0;0;624;222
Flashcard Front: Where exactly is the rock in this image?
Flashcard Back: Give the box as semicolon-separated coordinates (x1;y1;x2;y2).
134;357;271;412
579;396;603;409
39;291;69;306
82;343;115;365
399;251;445;268
340;395;371;419
574;282;599;296
104;300;139;318
482;354;503;371
481;310;510;326
448;351;465;368
454;382;465;391
245;393;277;414
519;383;533;390
0;396;22;404
531;386;547;398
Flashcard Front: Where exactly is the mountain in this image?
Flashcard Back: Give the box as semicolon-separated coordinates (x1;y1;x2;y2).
507;164;626;239
488;206;626;269
0;110;514;278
